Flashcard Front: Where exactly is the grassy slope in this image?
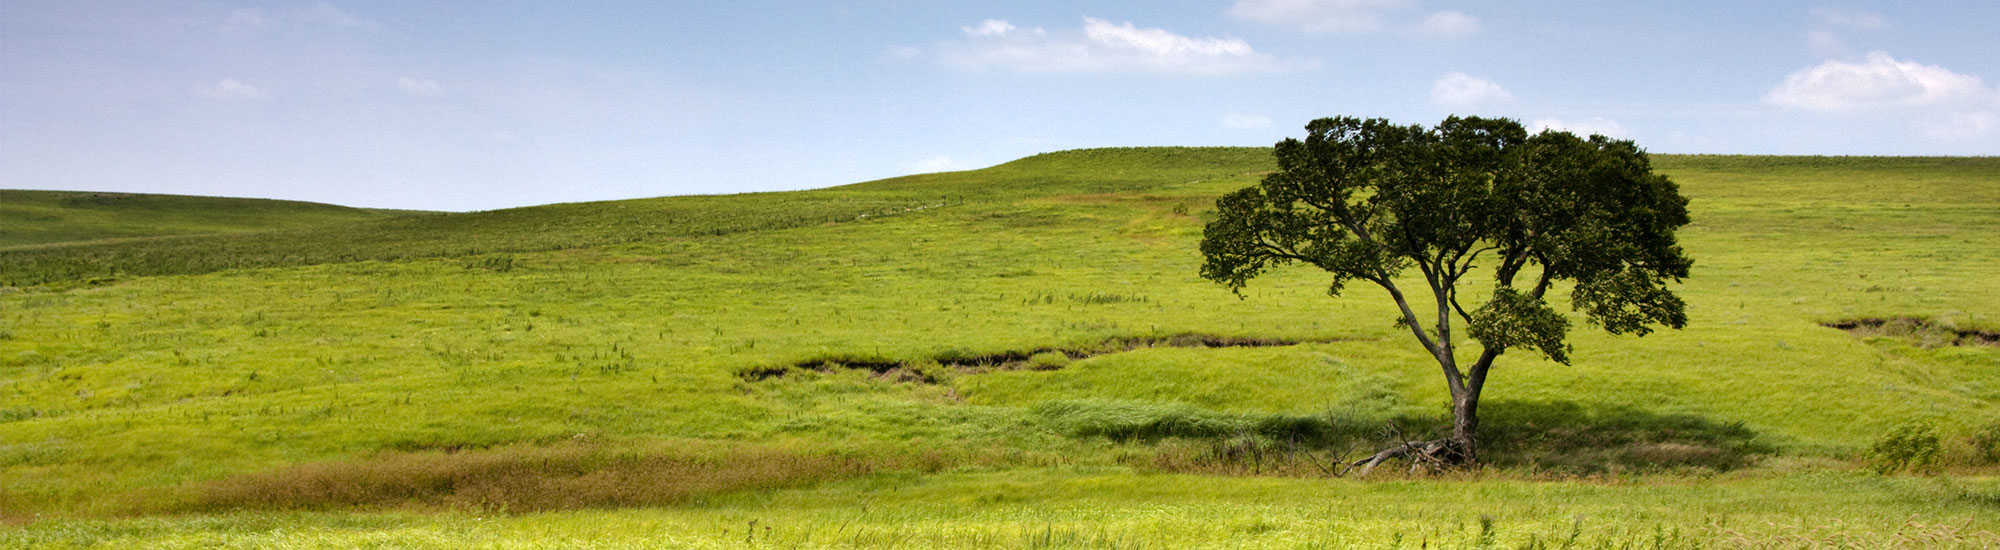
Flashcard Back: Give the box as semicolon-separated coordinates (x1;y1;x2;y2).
2;150;1998;547
0;190;422;248
0;148;1259;286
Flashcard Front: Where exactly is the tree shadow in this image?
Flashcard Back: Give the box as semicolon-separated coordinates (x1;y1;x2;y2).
1476;399;1771;473
1048;398;1771;476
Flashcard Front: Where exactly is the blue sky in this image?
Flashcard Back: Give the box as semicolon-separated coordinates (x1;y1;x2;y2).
3;1;1996;211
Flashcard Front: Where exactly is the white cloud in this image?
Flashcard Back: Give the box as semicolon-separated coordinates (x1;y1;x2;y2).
937;17;1308;75
901;155;975;174
1431;72;1512;107
1769;52;1999;140
310;2;382;31
1221;113;1274;130
1228;0;1410;33
190;78;268;100
1418;11;1480;37
1811;6;1889;29
1530;117;1632;139
1767;52;1990;111
397;76;445;97
1084;19;1251;58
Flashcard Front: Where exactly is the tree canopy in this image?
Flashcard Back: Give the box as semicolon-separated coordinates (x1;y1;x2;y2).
1199;115;1692;468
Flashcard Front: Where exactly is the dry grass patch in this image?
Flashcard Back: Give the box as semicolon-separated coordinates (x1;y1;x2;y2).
184;443;943;514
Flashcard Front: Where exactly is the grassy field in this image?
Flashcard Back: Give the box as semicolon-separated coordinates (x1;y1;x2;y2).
2;149;1997;547
0;190;423;249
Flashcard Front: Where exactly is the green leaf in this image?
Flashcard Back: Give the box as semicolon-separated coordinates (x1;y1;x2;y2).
1468;288;1573;364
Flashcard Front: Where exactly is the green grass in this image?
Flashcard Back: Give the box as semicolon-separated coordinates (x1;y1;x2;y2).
0;190;423;248
8;471;1997;548
2;149;1997;545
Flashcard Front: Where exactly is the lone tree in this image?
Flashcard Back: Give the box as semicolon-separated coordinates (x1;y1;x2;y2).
1200;116;1692;471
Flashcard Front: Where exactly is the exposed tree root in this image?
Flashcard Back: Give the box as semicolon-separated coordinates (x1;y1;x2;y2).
1349;438;1471;477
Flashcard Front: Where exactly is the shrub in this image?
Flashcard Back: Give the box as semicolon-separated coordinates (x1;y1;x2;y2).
1969;418;2000;465
1868;420;1940;474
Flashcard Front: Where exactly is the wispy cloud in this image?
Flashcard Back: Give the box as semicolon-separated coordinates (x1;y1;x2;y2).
1228;0;1408;32
1802;6;1887;57
1220;113;1274;130
1530;117;1631;139
397;76;445;97
310;2;382;31
190;78;268;100
900;155;977;174
1431;72;1512;107
1228;0;1477;36
1805;29;1844;57
1418;11;1480;37
1920;111;1998;140
934;17;1309;75
962;20;1019;37
221;8;268;32
1811;6;1889;29
214;3;380;33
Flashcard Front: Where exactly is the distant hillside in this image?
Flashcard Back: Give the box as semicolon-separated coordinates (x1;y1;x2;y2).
0;147;1269;286
0;190;424;248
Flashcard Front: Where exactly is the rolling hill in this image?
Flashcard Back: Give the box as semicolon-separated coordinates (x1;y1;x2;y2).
0;190;424;248
2;149;1997;548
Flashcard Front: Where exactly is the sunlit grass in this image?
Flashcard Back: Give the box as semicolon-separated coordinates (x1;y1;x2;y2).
8;470;1997;548
2;150;1997;544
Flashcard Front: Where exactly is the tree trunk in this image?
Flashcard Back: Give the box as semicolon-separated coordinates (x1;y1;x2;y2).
1352;280;1490;475
1350;382;1483;476
1449;390;1480;465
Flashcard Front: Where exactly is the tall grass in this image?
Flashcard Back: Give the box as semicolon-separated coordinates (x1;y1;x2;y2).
182;444;945;514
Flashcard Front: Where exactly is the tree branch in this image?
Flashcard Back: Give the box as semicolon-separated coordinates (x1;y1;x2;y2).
1528;258;1556;299
1251;240;1316;265
1379;279;1438;350
1449;292;1474;325
1378;278;1464;398
1432;275;1456;365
